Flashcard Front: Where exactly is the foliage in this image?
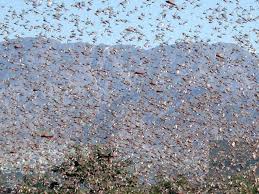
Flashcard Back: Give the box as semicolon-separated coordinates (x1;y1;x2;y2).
19;144;140;194
1;144;257;194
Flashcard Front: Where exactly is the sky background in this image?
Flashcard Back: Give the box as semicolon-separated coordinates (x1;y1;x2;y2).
0;0;258;51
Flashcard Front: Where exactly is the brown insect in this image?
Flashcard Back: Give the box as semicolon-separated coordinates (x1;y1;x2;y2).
166;0;176;6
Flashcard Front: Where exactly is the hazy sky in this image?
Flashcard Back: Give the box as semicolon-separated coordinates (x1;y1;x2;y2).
0;0;258;51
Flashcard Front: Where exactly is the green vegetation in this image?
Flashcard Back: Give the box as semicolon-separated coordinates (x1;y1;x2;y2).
206;172;258;194
0;144;258;194
18;144;140;194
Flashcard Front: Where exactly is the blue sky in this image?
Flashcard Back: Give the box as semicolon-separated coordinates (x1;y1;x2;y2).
0;0;258;51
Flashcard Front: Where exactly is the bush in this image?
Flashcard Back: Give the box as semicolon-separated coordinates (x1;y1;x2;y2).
1;144;257;193
19;144;140;193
